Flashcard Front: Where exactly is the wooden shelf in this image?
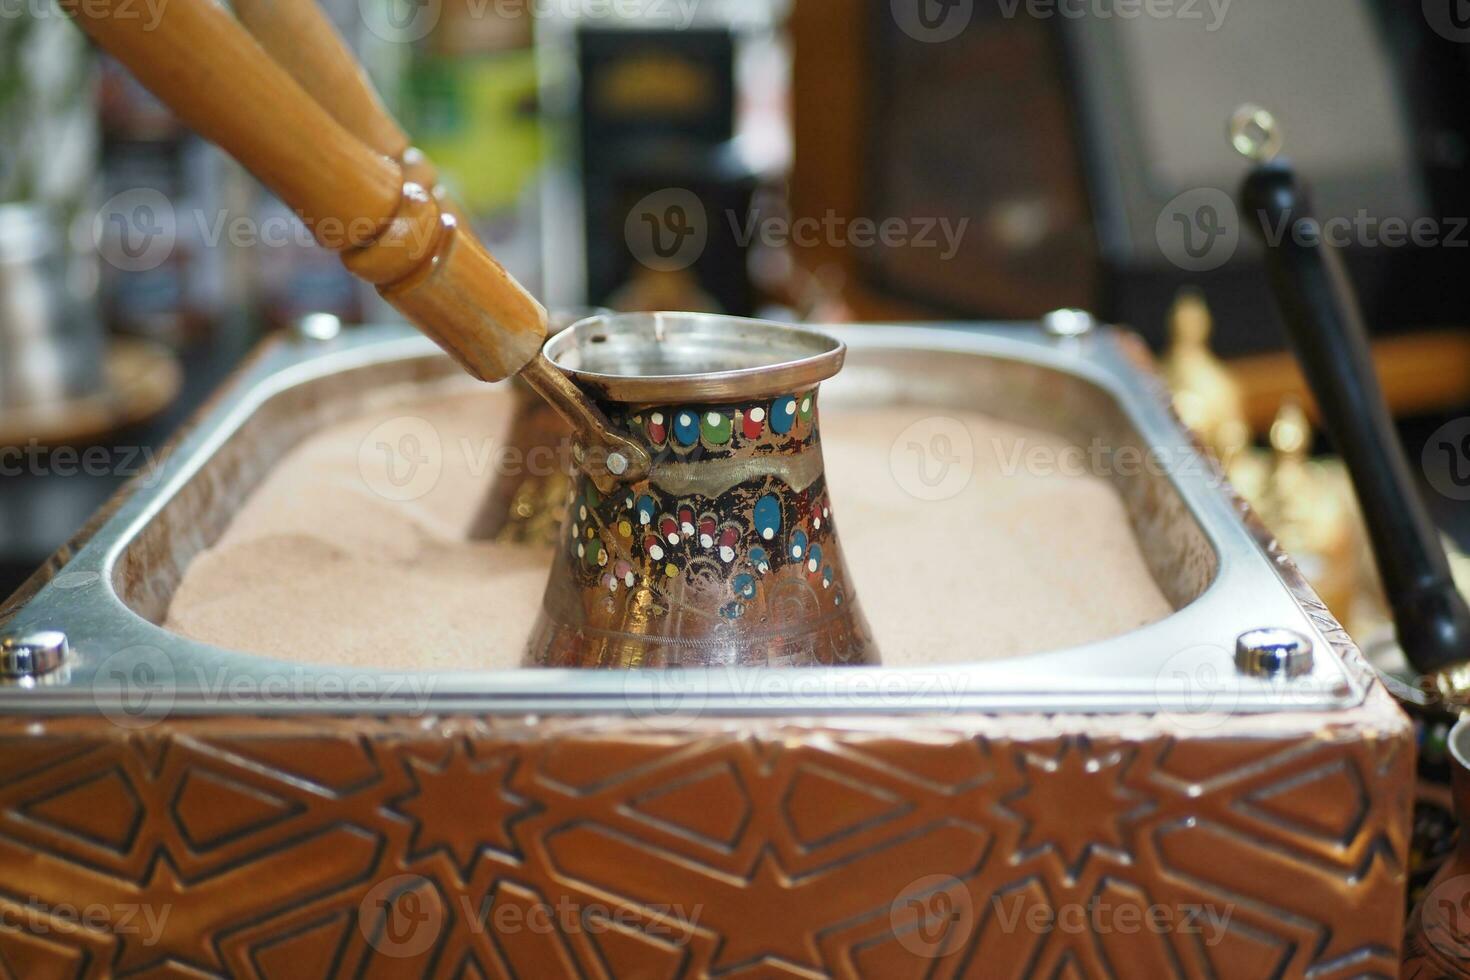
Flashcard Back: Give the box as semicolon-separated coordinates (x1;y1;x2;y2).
1229;329;1470;429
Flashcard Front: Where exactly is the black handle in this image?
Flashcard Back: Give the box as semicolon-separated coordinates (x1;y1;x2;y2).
1241;160;1470;677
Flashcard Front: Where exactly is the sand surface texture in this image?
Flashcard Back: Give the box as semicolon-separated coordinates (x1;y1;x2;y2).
165;389;1172;668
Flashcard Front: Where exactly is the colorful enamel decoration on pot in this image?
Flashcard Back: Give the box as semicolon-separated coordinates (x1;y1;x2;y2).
525;312;876;669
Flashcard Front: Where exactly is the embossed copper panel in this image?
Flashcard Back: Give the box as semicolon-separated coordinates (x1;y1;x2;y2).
0;695;1410;979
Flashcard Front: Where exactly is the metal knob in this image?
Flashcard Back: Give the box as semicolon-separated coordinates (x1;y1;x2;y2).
1042;308;1097;340
1235;628;1314;678
1229;104;1282;164
0;631;69;679
293;311;343;342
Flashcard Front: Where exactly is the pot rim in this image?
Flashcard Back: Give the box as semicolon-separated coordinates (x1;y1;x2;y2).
1451;716;1470;773
541;311;846;404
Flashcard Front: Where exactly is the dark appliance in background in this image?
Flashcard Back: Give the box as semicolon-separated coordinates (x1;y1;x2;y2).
859;0;1470;357
97;57;230;347
864;0;1100;322
577;26;761;316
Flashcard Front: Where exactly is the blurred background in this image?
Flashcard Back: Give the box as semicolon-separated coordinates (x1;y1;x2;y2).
2;0;1469;638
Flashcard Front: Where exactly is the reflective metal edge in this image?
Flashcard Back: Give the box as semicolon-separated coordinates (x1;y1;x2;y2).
0;321;1367;717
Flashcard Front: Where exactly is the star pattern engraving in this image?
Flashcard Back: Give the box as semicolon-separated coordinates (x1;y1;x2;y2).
998;742;1154;883
388;737;536;883
705;848;827;976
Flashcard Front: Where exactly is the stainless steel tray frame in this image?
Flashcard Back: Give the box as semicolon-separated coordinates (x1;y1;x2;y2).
0;321;1369;717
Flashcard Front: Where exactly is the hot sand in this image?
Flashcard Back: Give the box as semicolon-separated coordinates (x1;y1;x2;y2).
164;389;1172;668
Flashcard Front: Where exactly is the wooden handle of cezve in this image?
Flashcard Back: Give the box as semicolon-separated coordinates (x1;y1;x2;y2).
61;0;546;383
230;0;452;205
1242;161;1470;681
232;0;409;160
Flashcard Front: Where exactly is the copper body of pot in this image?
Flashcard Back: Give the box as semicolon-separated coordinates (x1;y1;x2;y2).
468;311;613;545
524;312;877;668
466;377;575;545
